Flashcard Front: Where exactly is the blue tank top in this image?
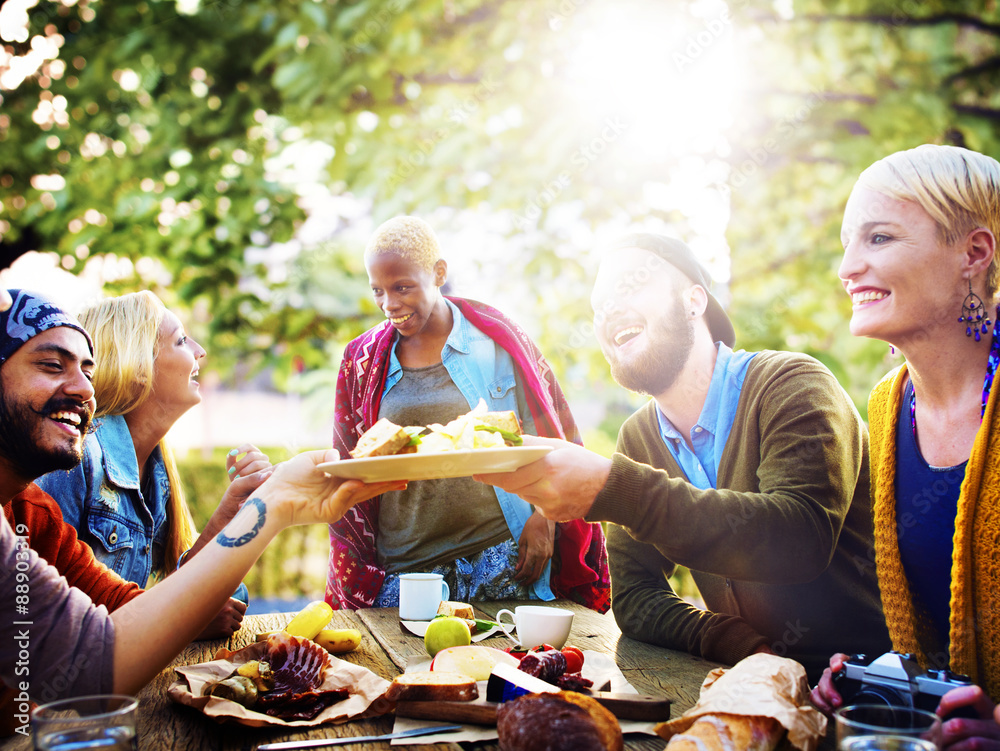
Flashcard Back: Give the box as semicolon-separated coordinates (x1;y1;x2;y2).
894;379;966;648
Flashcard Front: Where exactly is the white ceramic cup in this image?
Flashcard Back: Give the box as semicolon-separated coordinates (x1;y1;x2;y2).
398;573;450;621
495;605;574;649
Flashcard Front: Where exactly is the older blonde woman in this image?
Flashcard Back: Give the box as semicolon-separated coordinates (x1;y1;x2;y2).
37;291;268;635
811;145;1000;749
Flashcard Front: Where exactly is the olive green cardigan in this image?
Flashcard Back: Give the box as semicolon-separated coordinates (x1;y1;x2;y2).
589;351;889;679
868;364;1000;701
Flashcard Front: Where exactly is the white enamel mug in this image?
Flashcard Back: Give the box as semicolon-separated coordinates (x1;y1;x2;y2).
398;573;450;621
495;605;574;649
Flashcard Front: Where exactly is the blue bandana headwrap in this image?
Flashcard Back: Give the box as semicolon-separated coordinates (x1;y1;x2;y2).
0;289;94;365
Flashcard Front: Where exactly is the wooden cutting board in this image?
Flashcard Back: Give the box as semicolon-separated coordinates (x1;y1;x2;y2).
395;691;672;725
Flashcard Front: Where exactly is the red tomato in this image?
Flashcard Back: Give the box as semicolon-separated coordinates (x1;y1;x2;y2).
531;644;558;653
504;646;530;661
561;646;584;673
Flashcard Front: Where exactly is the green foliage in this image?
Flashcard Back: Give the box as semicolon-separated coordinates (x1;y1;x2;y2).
3;0;1000;413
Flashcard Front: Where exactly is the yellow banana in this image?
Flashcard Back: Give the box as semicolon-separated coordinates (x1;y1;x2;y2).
314;628;362;654
282;600;333;640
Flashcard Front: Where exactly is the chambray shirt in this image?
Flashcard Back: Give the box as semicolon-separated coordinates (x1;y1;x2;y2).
37;414;171;588
383;299;555;601
656;344;758;489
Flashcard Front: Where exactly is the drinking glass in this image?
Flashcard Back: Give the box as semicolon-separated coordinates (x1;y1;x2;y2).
32;694;138;751
836;705;942;751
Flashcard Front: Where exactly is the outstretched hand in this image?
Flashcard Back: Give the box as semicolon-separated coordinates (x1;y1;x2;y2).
474;436;611;522
263;449;406;526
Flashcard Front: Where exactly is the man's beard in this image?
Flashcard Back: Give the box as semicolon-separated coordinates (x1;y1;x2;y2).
606;303;695;397
0;385;93;478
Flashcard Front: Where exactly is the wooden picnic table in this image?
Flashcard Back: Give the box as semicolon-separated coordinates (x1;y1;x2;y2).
127;599;724;750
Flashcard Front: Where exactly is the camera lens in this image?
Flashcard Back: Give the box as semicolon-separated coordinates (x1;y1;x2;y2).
851;686;913;727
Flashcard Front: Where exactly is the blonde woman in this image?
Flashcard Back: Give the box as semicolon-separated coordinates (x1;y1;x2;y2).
36;292;269;632
811;145;1000;748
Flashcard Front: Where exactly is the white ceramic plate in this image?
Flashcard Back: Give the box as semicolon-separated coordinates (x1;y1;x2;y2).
317;445;553;483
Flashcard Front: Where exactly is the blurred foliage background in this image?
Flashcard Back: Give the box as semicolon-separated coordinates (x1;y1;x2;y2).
4;0;1000;603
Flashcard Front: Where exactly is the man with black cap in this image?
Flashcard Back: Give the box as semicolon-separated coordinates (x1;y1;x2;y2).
476;234;889;678
0;289;402;717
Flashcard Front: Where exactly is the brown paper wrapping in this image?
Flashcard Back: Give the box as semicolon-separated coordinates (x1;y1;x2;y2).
655;654;827;751
167;640;393;728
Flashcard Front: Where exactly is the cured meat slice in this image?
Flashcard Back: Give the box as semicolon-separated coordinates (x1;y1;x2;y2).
266;632;330;697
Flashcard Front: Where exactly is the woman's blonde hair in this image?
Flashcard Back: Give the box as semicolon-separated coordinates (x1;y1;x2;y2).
856;144;1000;298
364;215;442;271
79;291;196;574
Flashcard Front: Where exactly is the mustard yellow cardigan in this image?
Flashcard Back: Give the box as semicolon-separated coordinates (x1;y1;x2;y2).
868;364;1000;701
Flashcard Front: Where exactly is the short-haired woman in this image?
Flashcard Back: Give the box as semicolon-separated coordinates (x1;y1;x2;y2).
812;145;1000;748
328;216;611;611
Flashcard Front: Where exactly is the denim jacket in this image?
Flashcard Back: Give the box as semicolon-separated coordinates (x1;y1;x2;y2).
36;414;170;588
383;299;555;601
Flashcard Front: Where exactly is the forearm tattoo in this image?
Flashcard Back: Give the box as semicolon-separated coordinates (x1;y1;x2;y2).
217;496;266;548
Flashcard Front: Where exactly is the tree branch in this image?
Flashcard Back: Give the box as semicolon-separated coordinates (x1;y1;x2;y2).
952;104;1000;121
945;55;1000;84
798;13;1000;36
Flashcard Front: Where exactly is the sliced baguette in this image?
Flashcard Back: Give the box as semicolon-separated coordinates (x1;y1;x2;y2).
385;671;479;702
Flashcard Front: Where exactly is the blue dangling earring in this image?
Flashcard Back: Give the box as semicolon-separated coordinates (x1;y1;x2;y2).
961;279;992;342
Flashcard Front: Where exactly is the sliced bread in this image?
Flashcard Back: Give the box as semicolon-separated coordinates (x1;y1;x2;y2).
437;601;475;620
385;671;479;702
350;418;410;458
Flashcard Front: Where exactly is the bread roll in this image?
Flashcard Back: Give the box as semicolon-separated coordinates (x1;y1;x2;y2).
497;691;624;751
664;714;783;751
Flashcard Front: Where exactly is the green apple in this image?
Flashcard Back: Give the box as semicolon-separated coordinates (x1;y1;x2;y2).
424;616;472;657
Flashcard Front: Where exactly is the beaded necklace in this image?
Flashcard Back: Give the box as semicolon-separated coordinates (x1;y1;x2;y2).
910;305;1000;437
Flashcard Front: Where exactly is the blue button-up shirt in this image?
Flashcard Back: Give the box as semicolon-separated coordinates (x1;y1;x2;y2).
656;344;758;489
383;299;554;601
37;414;171;587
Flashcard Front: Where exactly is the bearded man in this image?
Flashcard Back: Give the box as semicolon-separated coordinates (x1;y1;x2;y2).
477;234;890;678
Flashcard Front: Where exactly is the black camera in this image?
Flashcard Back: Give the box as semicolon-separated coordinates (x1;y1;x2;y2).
832;651;976;720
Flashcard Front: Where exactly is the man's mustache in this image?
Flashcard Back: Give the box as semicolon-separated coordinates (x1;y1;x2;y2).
37;398;96;435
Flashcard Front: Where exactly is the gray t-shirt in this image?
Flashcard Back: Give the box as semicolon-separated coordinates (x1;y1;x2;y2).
0;512;116;705
376;362;511;572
